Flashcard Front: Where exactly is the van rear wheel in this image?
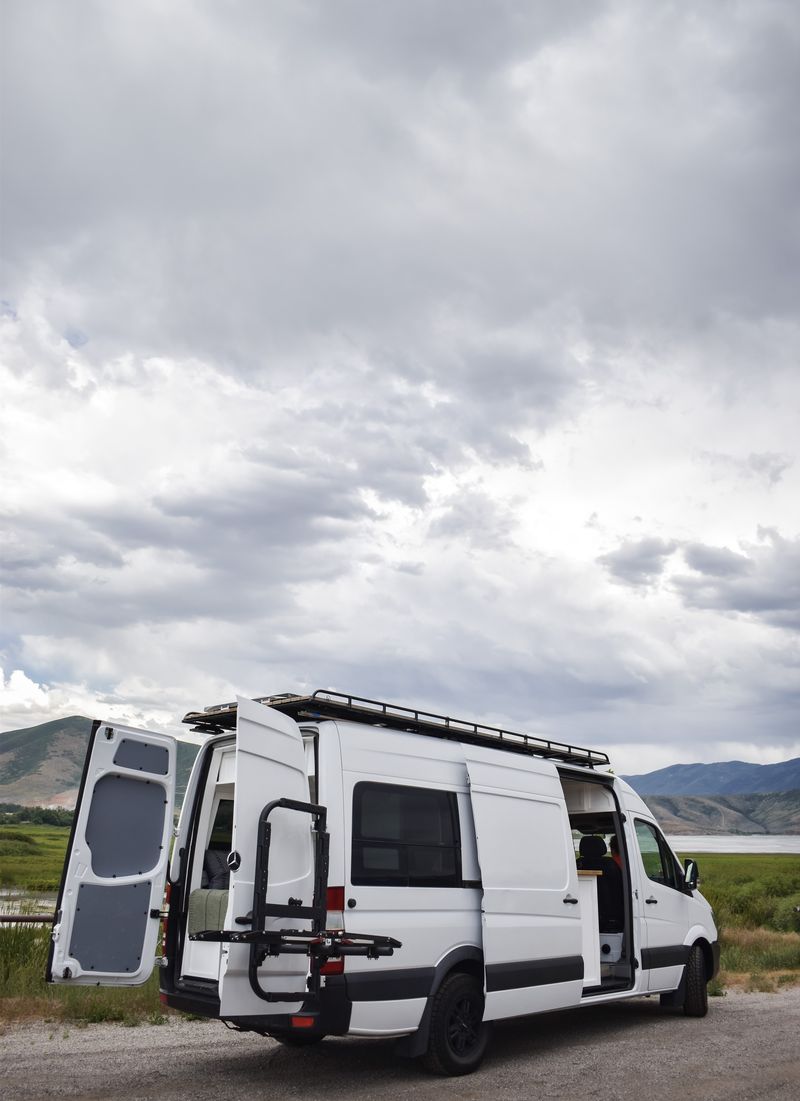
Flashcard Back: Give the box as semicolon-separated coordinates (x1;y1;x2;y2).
422;973;491;1076
683;945;709;1017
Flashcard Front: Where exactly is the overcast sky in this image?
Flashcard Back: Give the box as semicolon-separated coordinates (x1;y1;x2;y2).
1;0;798;773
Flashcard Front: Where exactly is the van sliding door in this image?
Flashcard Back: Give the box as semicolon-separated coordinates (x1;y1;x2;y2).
465;747;584;1020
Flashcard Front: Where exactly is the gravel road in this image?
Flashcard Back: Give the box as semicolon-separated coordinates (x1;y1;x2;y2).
3;988;799;1101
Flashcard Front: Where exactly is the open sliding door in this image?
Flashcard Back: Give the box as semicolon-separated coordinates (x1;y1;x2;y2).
465;746;583;1021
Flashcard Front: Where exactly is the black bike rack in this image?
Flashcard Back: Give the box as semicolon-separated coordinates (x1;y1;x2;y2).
191;797;400;1004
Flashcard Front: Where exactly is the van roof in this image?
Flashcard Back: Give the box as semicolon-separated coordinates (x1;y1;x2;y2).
183;689;610;769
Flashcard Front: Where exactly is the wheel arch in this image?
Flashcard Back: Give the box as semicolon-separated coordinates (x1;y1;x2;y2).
694;935;716;981
394;945;484;1059
430;945;484;996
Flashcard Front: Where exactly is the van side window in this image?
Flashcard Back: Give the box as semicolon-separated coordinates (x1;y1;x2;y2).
352;782;461;888
634;819;680;890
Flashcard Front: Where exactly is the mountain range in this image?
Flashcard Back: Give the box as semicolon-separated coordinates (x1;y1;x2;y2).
0;715;198;808
622;758;800;796
1;715;798;833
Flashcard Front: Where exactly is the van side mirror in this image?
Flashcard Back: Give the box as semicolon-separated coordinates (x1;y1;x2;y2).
683;859;699;891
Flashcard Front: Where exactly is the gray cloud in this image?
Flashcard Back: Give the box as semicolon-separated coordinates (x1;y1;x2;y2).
1;2;799;768
683;543;752;578
700;449;793;486
597;538;678;586
746;452;792;485
4;2;799;364
429;489;518;550
674;531;800;631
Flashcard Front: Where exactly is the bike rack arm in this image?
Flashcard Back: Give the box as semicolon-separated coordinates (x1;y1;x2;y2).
190;795;402;1005
248;797;328;1004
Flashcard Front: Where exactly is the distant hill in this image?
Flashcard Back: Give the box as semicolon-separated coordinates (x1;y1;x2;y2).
0;715;199;808
623;757;800;796
643;790;800;835
4;716;799;834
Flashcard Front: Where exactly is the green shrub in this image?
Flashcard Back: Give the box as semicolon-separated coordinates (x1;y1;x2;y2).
0;828;38;844
0;923;164;1024
771;895;800;934
720;928;800;973
679;853;800;933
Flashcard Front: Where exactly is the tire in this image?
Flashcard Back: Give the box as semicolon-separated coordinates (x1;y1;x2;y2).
683;945;709;1018
422;973;491;1076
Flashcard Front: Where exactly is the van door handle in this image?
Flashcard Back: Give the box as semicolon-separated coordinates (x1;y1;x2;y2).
563;895;579;905
645;897;658;905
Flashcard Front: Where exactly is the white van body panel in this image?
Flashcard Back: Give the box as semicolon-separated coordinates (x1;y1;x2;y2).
218;698;314;1017
465;747;583;1020
49;722;177;986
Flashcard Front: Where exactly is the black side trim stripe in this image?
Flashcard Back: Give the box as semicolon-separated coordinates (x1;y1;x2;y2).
641;945;690;970
486;955;584;993
346;966;435;1002
344;955;585;1002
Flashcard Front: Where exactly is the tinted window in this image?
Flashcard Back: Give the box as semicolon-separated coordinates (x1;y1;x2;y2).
352;783;461;887
209;798;234;849
635;819;680;890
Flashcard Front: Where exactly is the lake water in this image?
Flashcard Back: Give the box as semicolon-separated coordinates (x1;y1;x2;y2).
667;834;800;854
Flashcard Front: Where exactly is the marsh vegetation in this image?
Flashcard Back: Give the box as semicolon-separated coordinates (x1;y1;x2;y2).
1;828;798;1022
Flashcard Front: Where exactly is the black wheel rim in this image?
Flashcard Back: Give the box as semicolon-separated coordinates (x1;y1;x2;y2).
446;994;481;1056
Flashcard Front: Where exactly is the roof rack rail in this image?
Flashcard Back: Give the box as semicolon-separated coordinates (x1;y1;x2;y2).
183;689;609;769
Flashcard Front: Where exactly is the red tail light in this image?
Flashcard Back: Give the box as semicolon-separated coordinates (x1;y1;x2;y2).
326;886;345;911
158;883;171;956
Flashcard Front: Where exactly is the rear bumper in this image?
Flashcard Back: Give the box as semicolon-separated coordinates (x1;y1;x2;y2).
161;987;220;1017
161;976;352;1037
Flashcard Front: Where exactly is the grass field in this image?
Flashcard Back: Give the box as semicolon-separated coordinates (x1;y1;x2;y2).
0;919;168;1025
1;828;798;1022
677;852;800;934
0;824;71;891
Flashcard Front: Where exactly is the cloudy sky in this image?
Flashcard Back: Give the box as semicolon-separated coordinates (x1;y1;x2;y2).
1;0;798;773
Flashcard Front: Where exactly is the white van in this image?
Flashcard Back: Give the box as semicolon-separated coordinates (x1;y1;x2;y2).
47;691;719;1076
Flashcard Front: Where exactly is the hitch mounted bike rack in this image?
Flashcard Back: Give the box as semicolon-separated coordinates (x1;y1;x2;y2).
190;797;401;1003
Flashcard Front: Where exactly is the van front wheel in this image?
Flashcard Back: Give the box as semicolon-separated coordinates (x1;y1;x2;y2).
422;973;491;1076
683;945;709;1017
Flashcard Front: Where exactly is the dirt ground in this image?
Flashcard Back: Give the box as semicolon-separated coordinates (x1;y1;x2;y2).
3;987;799;1101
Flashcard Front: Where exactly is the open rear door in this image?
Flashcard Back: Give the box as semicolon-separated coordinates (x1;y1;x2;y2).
465;746;584;1021
47;721;176;985
218;697;316;1017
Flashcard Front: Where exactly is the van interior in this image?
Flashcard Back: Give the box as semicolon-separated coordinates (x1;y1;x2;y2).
561;775;634;994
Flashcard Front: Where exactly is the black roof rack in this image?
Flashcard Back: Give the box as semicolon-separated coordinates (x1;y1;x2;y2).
183;689;609;769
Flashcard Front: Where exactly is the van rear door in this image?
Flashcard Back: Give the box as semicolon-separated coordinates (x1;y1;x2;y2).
218;697;316;1018
465;747;584;1020
47;721;177;986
